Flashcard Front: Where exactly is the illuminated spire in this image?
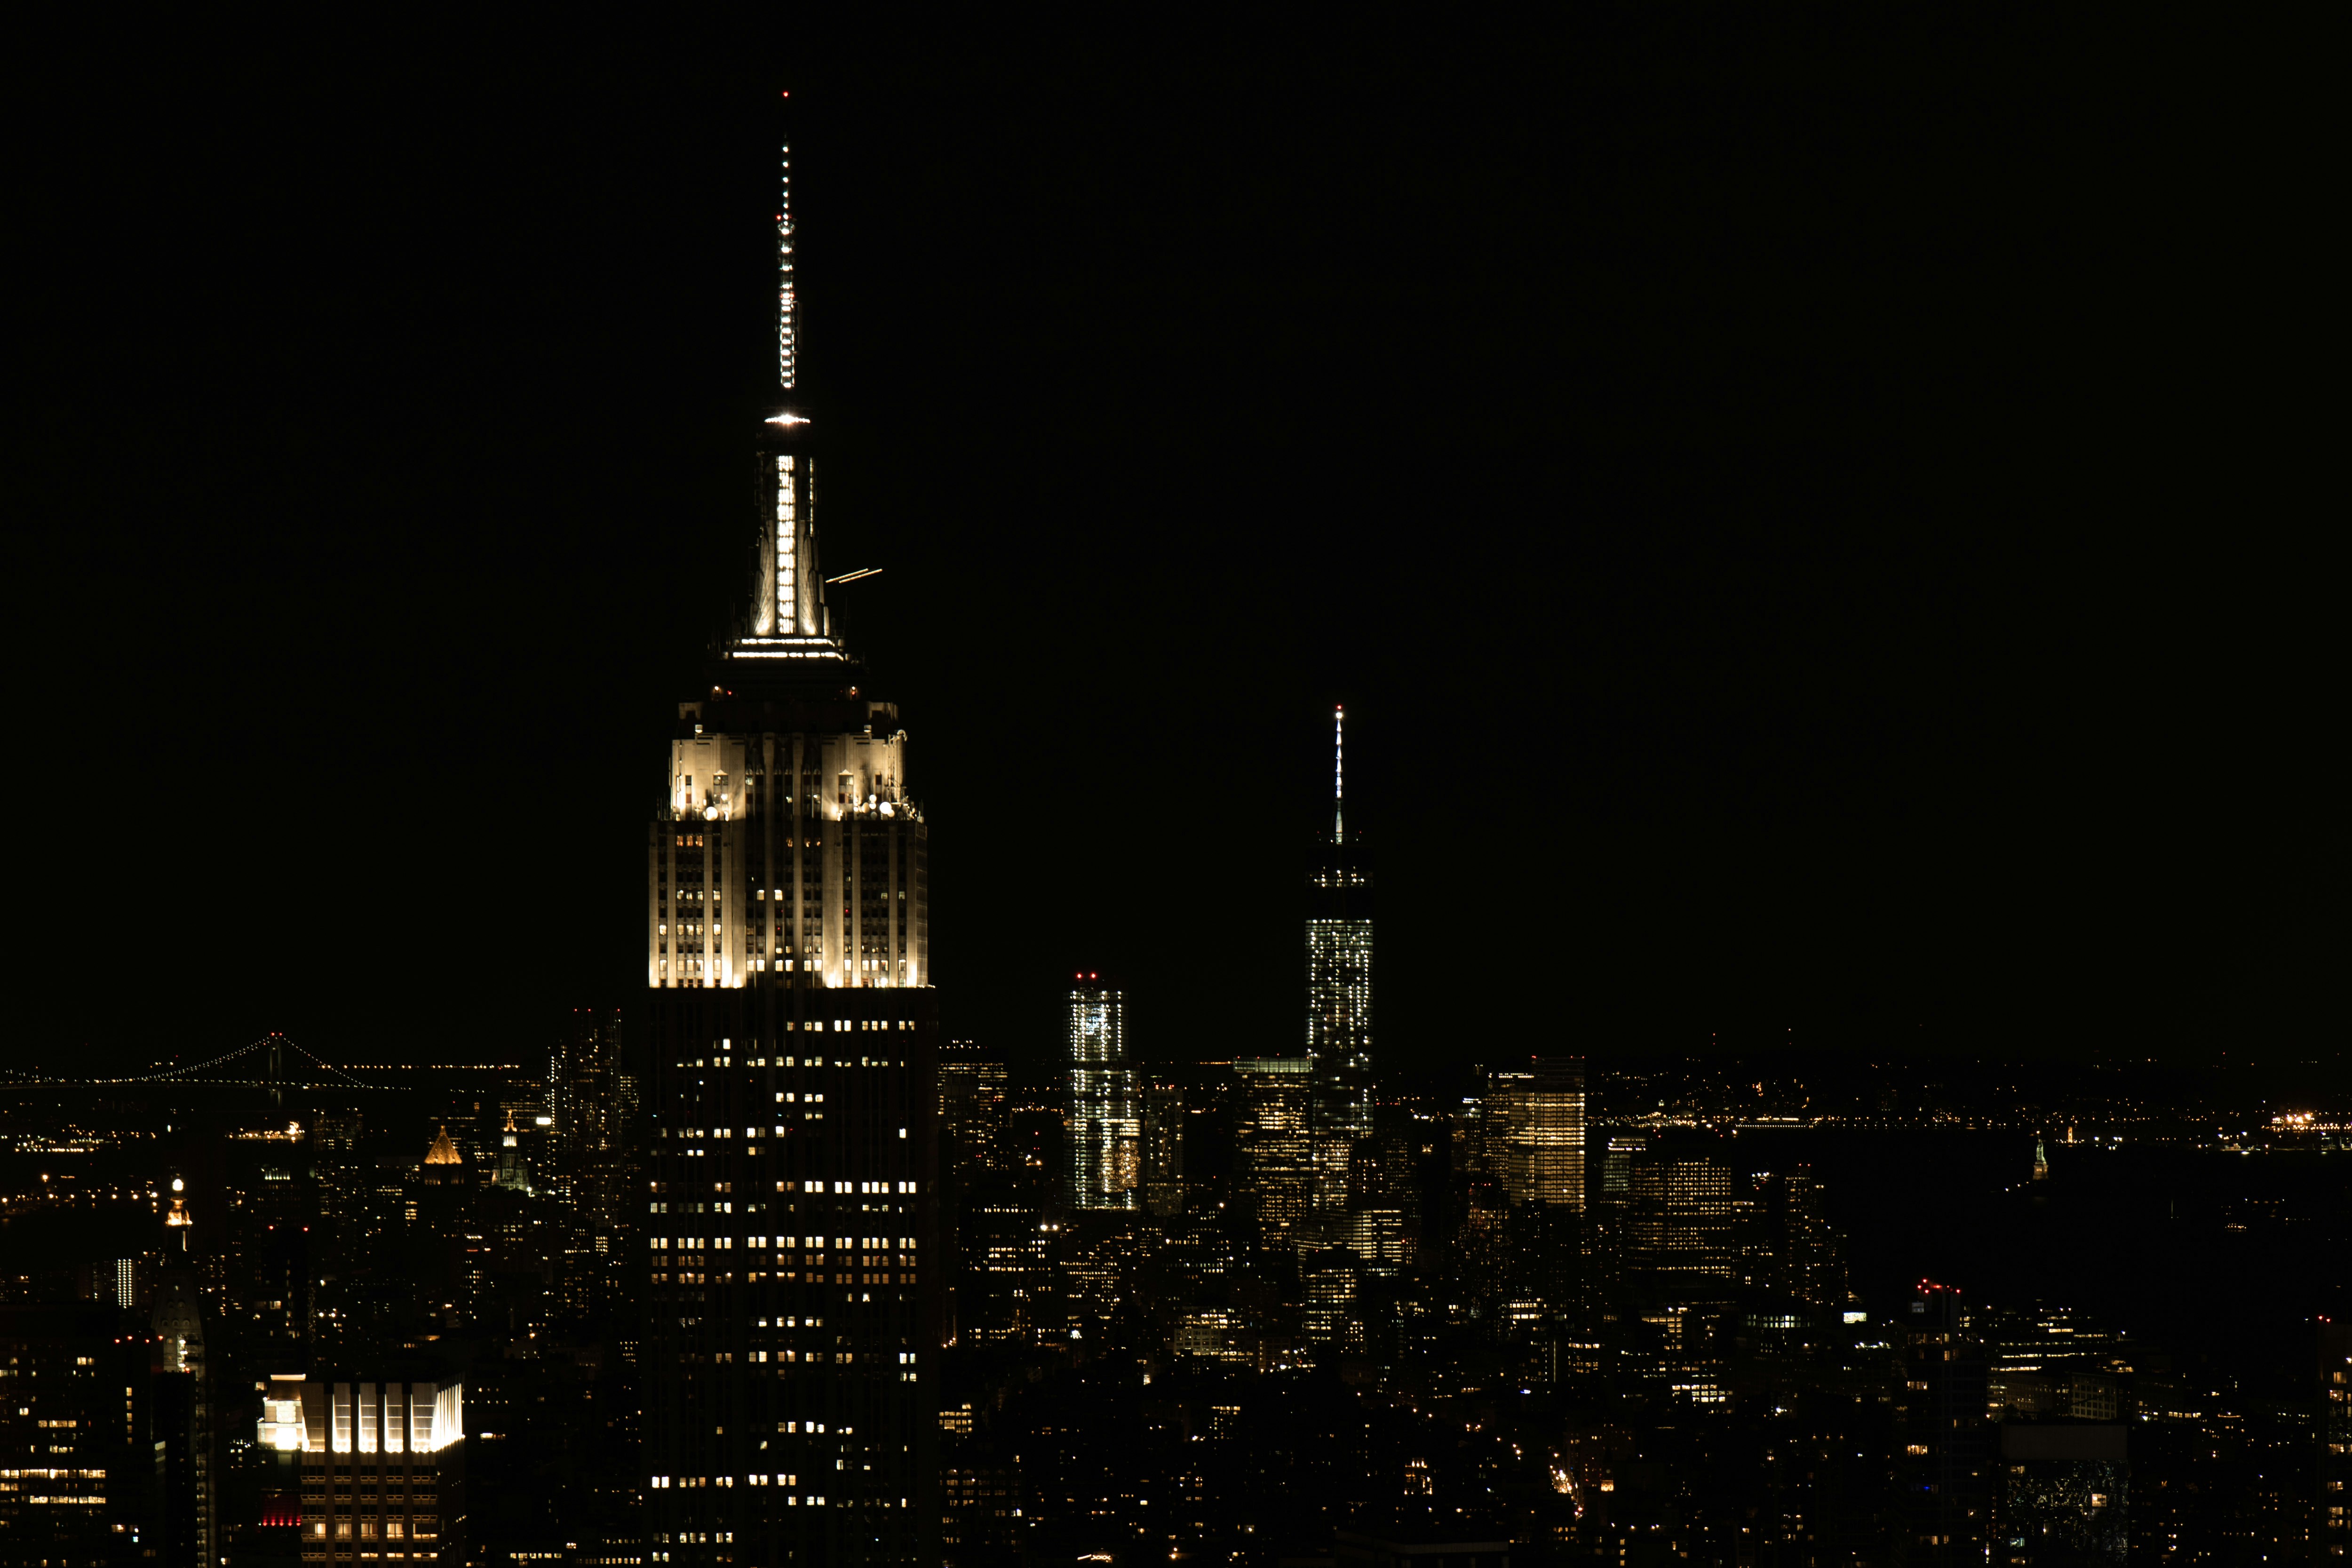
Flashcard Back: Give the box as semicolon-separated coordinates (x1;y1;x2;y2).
777;134;797;391
736;113;848;666
1333;704;1345;844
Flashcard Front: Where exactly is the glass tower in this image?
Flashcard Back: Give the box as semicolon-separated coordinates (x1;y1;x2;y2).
1306;706;1373;1217
1067;979;1136;1210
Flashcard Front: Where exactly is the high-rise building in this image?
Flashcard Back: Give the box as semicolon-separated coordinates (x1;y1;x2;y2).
548;1007;637;1324
1488;1058;1586;1210
1143;1081;1186;1217
1068;978;1136;1211
1306;707;1373;1161
0;1304;167;1560
1750;1168;1844;1309
1894;1282;1990;1564
937;1040;1008;1181
1343;1133;1419;1272
1624;1139;1734;1288
960;1195;1055;1348
552;1008;633;1189
1233;1058;1314;1250
640;124;940;1568
279;1374;466;1565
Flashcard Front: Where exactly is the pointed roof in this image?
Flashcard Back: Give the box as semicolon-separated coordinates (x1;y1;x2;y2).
424;1125;462;1165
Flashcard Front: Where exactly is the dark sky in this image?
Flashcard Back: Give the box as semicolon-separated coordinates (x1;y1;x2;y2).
9;14;2334;1080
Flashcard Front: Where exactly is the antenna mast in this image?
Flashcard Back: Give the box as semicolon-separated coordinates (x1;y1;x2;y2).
1333;704;1345;844
777;111;797;391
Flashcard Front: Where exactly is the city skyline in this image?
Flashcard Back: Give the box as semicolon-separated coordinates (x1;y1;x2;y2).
4;27;2340;1564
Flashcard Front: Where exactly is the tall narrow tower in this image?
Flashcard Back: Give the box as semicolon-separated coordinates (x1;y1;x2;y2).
1067;977;1136;1210
1307;705;1374;1187
641;119;940;1568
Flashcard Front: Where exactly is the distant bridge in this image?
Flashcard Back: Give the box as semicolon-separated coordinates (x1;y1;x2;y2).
0;1034;390;1095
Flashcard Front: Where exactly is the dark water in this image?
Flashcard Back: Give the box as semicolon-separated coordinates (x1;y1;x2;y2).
1733;1127;2349;1394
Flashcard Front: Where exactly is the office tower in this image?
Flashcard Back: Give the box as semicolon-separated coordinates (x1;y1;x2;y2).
1343;1134;1418;1272
640;126;940;1568
1752;1168;1844;1309
1894;1282;1990;1566
1068;978;1137;1210
0;1303;166;1559
938;1040;1009;1180
1233;1057;1314;1250
1302;1250;1357;1344
936;1039;1010;1348
1143;1081;1186;1216
552;1007;636;1225
1489;1058;1587;1210
1598;1135;1645;1204
961;1194;1054;1347
1624;1139;1735;1287
1306;706;1374;1166
1059;1222;1145;1332
277;1375;466;1564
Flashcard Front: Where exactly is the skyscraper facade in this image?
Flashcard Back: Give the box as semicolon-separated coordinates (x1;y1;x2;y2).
640;128;940;1568
1067;978;1136;1210
287;1375;466;1565
1142;1081;1186;1217
1625;1140;1735;1288
1489;1058;1587;1211
1306;707;1373;1215
937;1040;1008;1182
1233;1057;1314;1250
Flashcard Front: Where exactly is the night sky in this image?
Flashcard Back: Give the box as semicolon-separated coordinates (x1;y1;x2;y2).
11;15;2333;1080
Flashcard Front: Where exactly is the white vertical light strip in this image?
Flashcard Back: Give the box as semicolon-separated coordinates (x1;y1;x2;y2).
1333;704;1346;844
777;143;796;390
776;456;798;634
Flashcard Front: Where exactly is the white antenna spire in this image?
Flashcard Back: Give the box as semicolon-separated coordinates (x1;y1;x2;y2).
776;133;797;390
1333;704;1345;844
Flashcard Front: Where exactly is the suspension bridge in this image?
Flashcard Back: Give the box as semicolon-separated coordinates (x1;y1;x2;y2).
0;1034;391;1094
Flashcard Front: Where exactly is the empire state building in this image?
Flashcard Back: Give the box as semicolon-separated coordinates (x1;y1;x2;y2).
641;130;939;1567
